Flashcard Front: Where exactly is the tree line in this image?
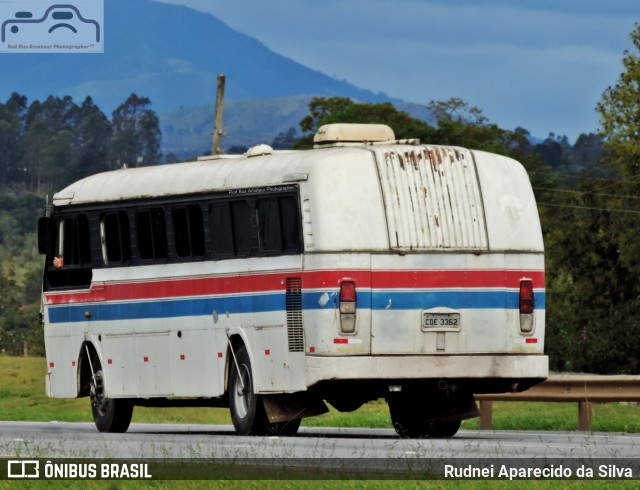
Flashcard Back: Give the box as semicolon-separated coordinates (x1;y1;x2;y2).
0;92;161;195
0;92;161;355
1;25;640;374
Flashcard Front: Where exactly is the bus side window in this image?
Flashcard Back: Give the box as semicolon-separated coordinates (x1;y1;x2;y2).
172;205;205;259
136;208;168;261
280;196;302;253
257;198;282;253
257;196;302;255
47;214;92;289
101;211;131;265
60;214;91;266
231;201;252;256
209;202;233;258
209;200;251;258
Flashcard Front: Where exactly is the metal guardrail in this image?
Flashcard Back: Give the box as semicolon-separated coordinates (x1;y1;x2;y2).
475;374;640;431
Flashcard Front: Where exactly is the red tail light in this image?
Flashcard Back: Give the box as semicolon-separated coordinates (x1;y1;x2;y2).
519;279;534;314
339;280;357;333
340;281;356;303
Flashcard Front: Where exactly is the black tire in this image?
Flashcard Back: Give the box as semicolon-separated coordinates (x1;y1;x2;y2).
90;356;133;433
425;420;462;438
228;346;301;436
388;397;461;439
388;396;428;438
229;345;270;435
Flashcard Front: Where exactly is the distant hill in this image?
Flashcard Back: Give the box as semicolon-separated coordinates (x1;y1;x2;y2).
0;0;438;156
161;96;310;157
161;97;437;157
0;0;391;114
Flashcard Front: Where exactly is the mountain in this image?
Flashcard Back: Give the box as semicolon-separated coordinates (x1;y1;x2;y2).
161;96;311;157
0;0;437;156
0;0;390;114
161;97;437;157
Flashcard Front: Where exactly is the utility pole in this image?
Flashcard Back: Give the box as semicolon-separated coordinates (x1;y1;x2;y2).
212;74;226;155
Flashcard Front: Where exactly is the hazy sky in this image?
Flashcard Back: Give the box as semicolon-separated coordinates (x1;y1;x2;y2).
161;0;638;140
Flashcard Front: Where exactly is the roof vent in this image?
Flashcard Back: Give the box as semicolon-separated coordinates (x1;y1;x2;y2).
314;123;395;146
245;144;274;157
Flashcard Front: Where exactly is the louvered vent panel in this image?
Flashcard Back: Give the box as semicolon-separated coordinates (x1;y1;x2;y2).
286;277;304;352
373;146;488;250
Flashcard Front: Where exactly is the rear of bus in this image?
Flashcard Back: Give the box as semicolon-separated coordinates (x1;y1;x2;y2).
300;125;547;437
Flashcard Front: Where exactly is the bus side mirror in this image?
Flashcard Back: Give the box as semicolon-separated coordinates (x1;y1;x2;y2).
38;217;50;255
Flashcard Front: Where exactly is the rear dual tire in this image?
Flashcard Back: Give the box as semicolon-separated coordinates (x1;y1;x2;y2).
388;397;461;438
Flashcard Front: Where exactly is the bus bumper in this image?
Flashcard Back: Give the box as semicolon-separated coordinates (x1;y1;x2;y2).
305;354;549;387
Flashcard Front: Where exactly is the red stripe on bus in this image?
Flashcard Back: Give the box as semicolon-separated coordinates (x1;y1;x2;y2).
44;269;545;305
373;270;545;289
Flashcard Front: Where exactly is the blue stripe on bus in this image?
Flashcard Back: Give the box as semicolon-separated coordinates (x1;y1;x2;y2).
47;291;546;323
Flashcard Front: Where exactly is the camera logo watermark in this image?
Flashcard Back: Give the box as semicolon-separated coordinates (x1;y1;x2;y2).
0;1;103;53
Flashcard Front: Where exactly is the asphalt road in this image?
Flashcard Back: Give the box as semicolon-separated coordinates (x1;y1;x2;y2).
1;421;639;460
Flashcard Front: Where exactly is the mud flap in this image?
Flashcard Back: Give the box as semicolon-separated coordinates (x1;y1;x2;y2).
262;393;329;423
426;390;480;423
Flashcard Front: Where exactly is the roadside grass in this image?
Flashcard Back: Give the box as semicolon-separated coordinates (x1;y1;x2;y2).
1;479;638;489
1;355;638;433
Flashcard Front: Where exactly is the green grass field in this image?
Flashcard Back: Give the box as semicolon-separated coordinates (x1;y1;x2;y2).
1;355;639;432
3;480;639;490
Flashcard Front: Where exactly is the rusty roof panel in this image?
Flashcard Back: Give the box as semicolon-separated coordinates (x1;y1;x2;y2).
373;145;488;250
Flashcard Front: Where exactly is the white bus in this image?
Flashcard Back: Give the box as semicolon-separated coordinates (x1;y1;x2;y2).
38;123;547;438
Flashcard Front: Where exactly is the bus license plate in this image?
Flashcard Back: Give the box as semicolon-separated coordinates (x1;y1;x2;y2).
422;313;461;331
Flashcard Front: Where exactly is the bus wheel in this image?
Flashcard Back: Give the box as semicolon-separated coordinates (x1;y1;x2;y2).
388;397;428;438
90;356;133;433
229;345;269;435
229;346;302;436
388;397;462;438
425;420;461;438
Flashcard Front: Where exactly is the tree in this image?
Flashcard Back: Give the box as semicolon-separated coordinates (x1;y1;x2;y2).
571;133;603;172
110;93;161;167
595;22;640;315
0;93;27;186
534;136;564;169
74;96;112;179
427;97;488;126
271;127;298;150
427;97;513;154
597;23;640;179
539;23;640;374
294;97;435;149
21;95;80;193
